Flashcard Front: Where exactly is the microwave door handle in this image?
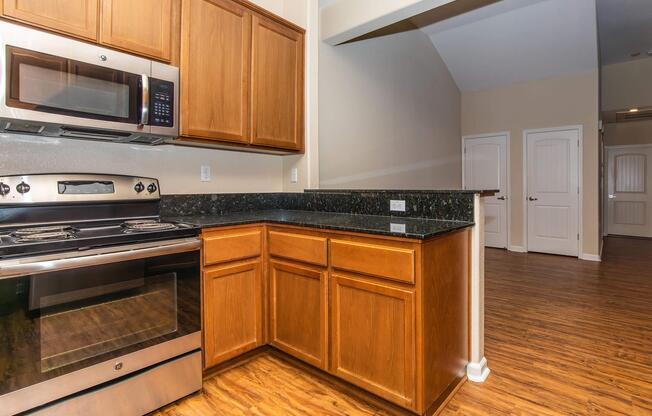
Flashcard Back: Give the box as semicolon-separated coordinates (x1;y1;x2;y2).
140;74;150;126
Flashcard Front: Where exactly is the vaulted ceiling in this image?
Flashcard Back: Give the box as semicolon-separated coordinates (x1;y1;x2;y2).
416;0;599;92
597;0;652;65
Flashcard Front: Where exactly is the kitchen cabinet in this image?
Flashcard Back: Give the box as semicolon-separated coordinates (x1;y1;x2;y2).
269;260;327;369
100;0;179;62
180;0;251;143
330;272;416;409
250;14;304;150
200;224;470;415
1;0;180;63
2;0;99;40
179;0;304;152
203;260;264;368
202;226;264;368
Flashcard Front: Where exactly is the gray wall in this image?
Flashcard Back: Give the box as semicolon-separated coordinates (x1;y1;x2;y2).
318;28;462;189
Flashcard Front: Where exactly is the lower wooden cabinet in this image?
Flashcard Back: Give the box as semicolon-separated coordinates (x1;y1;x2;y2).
330;272;416;410
203;259;263;368
269;260;327;369
201;225;470;415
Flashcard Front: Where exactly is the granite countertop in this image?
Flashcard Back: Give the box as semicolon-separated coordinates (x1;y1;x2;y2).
164;209;473;240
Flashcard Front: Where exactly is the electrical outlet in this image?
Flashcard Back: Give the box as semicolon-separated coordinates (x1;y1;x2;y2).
390;200;406;212
390;223;406;233
200;165;211;182
290;167;298;184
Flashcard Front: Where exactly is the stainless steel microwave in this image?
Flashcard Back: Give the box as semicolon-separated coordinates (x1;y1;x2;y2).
0;21;178;145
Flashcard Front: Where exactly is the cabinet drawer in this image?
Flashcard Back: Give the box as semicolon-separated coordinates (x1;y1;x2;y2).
203;228;262;266
330;239;415;284
268;230;327;266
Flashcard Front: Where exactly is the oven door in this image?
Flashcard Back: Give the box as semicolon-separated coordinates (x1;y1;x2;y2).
0;238;201;414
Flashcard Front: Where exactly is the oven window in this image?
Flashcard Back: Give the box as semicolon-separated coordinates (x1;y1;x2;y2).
0;250;200;396
6;46;140;123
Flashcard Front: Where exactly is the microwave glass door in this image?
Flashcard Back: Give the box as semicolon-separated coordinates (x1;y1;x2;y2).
6;46;141;124
0;250;200;397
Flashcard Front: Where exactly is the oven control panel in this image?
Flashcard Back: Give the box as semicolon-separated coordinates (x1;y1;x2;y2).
149;78;174;128
0;174;161;204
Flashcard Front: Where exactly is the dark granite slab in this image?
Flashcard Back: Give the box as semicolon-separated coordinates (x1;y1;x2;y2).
164;210;473;240
160;190;478;222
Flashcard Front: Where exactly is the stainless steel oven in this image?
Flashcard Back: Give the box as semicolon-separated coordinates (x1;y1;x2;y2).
0;21;178;145
0;239;201;415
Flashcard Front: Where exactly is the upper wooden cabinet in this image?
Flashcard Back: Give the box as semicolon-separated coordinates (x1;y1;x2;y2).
1;0;180;63
2;0;99;40
180;0;251;143
251;14;304;151
179;0;305;152
100;0;179;62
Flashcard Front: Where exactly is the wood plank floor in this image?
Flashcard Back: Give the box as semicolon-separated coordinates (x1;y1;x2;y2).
153;236;652;416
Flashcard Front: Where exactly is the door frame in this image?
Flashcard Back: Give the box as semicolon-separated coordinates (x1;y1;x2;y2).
604;143;652;237
522;125;583;257
462;131;511;249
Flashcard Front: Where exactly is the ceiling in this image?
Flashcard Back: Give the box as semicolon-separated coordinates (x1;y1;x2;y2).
417;0;599;92
596;0;652;65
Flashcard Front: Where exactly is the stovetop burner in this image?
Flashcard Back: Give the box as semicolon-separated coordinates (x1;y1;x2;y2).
122;219;178;232
12;225;76;236
13;230;76;242
11;225;77;242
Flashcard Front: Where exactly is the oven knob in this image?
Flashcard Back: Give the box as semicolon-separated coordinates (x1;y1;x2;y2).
0;182;9;196
16;181;30;194
147;183;158;193
134;182;145;193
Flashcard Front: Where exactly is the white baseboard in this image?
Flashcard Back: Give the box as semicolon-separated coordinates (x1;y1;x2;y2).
508;245;526;253
467;357;490;382
579;253;601;262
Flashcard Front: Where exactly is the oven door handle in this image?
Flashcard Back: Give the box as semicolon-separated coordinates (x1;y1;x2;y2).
139;74;150;126
0;238;200;279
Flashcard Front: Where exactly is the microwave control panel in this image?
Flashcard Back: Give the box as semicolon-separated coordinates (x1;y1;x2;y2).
149;78;174;127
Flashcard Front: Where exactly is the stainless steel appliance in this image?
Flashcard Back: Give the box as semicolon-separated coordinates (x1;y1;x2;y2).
0;21;178;145
0;174;201;415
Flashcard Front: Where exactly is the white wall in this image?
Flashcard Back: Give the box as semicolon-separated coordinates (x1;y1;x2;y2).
601;57;652;111
0;135;283;194
0;0;312;195
318;28;462;189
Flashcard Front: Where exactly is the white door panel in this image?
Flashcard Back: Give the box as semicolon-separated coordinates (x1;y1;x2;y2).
464;134;508;248
526;129;579;256
607;146;652;237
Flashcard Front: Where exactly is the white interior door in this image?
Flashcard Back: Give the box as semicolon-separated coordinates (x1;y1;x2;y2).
526;128;579;256
464;134;508;248
607;145;652;237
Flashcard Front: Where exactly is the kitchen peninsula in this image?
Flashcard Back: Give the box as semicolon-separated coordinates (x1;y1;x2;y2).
162;189;490;416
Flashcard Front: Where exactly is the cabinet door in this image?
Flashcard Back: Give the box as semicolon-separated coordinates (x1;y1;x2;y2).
269;260;327;369
100;0;178;62
203;259;263;368
2;0;99;40
180;0;250;143
330;273;416;409
251;14;303;150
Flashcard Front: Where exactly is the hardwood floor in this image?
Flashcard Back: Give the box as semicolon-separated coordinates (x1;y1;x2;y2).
442;236;652;416
153;236;652;416
151;352;393;415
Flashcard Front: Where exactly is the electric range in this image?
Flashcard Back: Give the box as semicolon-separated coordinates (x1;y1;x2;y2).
0;174;202;416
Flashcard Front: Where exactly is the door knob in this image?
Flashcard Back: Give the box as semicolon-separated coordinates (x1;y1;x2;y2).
497;196;506;200
528;196;538;201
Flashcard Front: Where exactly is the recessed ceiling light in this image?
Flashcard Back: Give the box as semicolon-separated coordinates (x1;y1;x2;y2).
629;108;640;113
